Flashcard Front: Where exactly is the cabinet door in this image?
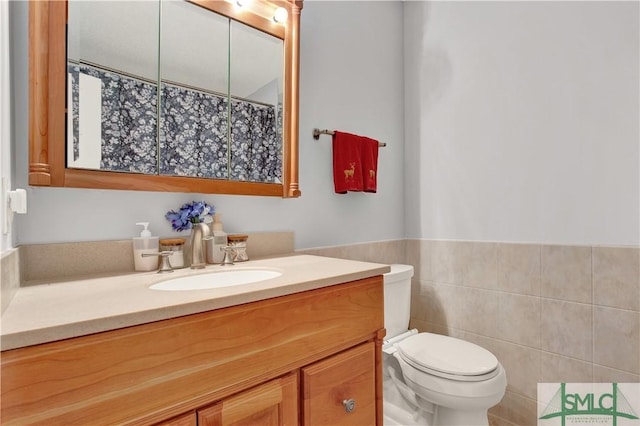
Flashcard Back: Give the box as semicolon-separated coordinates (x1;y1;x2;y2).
302;342;376;426
198;373;298;426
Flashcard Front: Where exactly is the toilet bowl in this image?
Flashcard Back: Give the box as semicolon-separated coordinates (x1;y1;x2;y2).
383;265;506;426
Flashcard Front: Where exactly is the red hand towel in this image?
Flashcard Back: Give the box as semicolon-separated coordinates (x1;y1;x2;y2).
333;131;364;193
361;136;379;193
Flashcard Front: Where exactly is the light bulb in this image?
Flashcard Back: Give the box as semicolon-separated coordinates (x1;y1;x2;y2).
273;7;288;23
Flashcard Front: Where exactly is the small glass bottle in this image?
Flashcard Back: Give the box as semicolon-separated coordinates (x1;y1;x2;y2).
227;234;249;262
159;238;186;269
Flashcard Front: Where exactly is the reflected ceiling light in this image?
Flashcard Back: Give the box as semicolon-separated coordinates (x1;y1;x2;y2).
236;0;249;7
273;7;288;23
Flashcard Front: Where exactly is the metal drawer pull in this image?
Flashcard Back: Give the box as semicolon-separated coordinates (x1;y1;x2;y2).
343;399;356;413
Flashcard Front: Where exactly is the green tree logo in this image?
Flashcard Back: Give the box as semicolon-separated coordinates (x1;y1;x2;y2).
539;383;639;426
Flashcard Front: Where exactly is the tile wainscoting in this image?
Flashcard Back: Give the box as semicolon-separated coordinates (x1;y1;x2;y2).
406;240;640;426
297;239;406;265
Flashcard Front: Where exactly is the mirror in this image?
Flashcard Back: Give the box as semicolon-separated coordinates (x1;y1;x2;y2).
229;20;284;184
28;0;302;197
67;0;161;174
160;1;230;179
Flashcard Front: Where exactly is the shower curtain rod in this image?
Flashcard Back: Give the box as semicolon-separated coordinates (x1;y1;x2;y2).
312;128;387;147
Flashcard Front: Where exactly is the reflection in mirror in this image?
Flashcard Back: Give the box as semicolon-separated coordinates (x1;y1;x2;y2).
229;20;284;183
67;1;160;174
29;0;302;197
66;0;286;183
160;1;230;178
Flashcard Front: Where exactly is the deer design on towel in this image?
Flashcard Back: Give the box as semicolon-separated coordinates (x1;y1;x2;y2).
344;162;356;181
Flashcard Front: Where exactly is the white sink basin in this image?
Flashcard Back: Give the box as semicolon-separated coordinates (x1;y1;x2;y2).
149;269;282;291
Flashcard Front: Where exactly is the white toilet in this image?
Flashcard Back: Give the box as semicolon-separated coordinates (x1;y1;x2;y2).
382;264;507;426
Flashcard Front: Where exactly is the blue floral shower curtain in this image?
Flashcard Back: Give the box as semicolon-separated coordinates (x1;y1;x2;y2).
230;99;281;183
160;83;228;179
69;63;159;174
69;62;281;182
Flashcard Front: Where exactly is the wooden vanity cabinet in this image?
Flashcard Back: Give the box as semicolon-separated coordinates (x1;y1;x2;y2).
1;276;384;425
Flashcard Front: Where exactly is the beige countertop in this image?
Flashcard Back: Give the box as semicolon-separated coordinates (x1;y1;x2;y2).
1;255;390;351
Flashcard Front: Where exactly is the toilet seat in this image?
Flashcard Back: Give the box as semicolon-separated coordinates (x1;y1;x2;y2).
396;333;499;382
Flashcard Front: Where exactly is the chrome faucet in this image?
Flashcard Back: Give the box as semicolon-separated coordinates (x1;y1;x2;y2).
142;251;174;273
221;246;236;266
190;223;212;269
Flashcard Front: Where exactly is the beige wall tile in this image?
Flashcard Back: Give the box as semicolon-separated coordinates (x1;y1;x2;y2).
459;287;500;338
411;277;421;301
540;352;593;383
405;239;431;281
593;247;640;311
489;391;537;426
541;245;592;303
489;413;517;426
498;293;541;348
432;240;467;285
593;306;640;374
410;284;429;323
421;281;464;329
593;364;640;383
463;242;499;290
300;239;405;265
498;244;541;296
493;340;541;399
408;318;428;333
409;321;450;336
541;299;592;361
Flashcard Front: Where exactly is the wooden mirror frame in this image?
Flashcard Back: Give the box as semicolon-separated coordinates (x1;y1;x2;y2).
29;0;302;197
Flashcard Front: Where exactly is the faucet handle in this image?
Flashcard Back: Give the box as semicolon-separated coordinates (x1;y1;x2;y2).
142;251;174;273
221;246;235;266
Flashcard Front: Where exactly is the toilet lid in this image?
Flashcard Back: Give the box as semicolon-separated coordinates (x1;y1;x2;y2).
396;333;498;377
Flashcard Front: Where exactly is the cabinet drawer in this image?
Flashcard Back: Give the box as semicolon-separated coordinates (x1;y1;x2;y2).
198;373;298;426
302;342;376;426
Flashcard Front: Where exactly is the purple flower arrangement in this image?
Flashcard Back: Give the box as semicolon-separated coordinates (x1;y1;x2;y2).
165;201;215;232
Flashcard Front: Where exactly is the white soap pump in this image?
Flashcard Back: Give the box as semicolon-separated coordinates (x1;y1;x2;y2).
133;222;160;271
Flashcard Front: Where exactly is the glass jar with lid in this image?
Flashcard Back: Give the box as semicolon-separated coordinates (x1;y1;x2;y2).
227;234;249;262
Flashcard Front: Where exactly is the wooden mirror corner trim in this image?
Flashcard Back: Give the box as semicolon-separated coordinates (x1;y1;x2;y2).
284;0;302;198
29;0;66;187
28;0;302;198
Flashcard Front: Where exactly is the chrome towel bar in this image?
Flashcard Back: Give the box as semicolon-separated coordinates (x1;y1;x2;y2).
313;128;387;147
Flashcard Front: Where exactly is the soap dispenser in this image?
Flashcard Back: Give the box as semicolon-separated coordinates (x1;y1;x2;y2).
207;214;228;264
133;222;160;271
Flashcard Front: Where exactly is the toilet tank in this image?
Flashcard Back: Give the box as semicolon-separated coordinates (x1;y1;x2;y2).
383;264;414;339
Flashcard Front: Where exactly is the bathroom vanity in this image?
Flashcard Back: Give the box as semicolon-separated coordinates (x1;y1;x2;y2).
0;255;388;425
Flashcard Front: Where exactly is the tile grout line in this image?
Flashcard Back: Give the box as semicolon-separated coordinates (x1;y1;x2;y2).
590;246;595;381
538;244;543;388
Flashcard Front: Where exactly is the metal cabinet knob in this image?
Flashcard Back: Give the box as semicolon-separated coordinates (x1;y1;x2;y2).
343;399;356;413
